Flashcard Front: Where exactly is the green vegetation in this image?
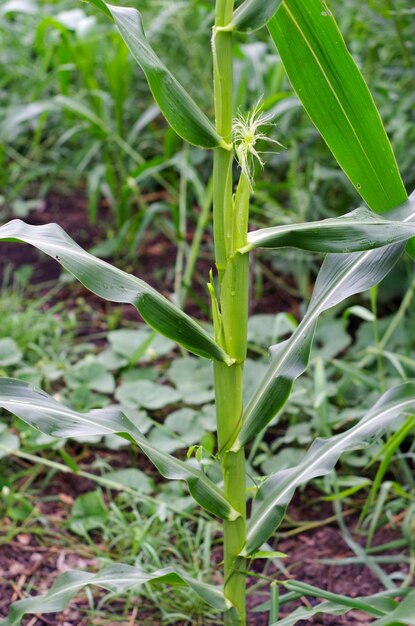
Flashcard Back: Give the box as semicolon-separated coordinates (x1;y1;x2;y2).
0;0;415;624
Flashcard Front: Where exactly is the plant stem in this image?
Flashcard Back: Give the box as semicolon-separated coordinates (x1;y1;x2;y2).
213;3;249;623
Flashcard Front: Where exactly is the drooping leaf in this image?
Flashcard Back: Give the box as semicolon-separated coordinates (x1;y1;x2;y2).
0;379;237;521
0;220;232;365
283;580;399;616
233;197;415;451
242;203;415;254
0;563;231;626
245;382;415;555
86;1;225;149
229;0;282;33
268;0;408;213
270;603;349;626
371;589;415;625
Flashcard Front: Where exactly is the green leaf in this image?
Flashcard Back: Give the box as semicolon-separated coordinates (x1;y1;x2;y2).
0;338;22;367
103;468;154;493
228;0;282;33
283;580;399;615
0;379;238;521
108;329;175;363
65;359;115;394
372;589;415;625
250;550;287;560
242;204;415;254
115;380;182;410
0;220;232;365
268;1;408;212
70;489;109;535
246;382;415;555
269;602;349;626
84;0;112;19
167;357;215;405
233;196;415;451
86;1;225;149
0;425;19;459
0;562;231;626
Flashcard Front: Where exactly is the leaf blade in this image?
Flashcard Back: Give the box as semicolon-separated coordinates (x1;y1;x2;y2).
234;196;415;451
0;563;231;626
244;203;415;254
0;379;237;521
0;220;231;364
268;0;408;212
246;382;415;555
90;1;224;149
229;0;282;33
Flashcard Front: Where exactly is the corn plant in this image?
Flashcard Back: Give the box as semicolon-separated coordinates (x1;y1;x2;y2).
1;0;415;624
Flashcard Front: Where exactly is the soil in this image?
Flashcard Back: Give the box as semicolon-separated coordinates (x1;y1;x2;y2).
0;466;408;625
0;192;301;320
0;193;410;624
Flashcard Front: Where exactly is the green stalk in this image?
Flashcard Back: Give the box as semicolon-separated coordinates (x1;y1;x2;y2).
212;3;249;623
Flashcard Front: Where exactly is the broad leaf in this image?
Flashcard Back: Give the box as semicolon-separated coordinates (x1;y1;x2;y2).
86;1;225;149
268;1;408;213
0;220;232;365
0;379;237;521
243;203;415;254
233;197;415;450
229;0;281;32
246;382;415;555
0;563;231;626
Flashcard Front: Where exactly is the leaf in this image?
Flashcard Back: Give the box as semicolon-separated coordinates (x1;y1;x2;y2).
245;382;415;555
372;589;415;625
269;603;349;626
0;338;22;367
0;562;231;626
115;380;182;410
284;580;398;615
0;220;232;365
268;1;408;213
233;197;415;451
86;1;225;149
167;357;215;405
103;468;154;493
108;328;175;363
0;425;20;459
242;204;415;254
0;379;237;521
229;0;282;33
70;490;109;535
65;359;115;394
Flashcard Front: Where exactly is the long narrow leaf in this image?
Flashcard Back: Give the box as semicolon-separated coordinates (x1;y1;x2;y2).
1;563;231;626
284;580;399;615
0;379;237;521
372;589;415;625
268;1;408;213
246;382;415;555
243;203;415;254
270;603;350;626
229;0;282;33
0;220;232;365
272;583;403;626
234;197;415;450
86;1;226;149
